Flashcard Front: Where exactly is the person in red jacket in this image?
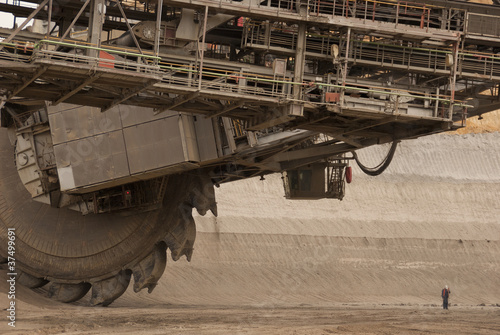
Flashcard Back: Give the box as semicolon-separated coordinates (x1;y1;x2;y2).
442;285;451;309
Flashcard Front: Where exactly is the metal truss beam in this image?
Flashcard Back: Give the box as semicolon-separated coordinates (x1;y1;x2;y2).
53;73;103;106
8;67;47;100
59;0;91;41
163;0;459;42
207;101;244;119
154;92;200;115
101;80;158;113
0;0;49;51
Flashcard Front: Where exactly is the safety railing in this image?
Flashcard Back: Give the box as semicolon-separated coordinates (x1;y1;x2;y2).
245;21;450;71
350;40;452;73
351;43;500;80
306;0;463;31
243;21;500;81
3;38;468;121
308;80;466;120
26;39;291;101
32;39;161;74
159;60;292;99
174;0;464;35
458;51;500;80
0;41;35;63
244;22;343;59
251;0;465;32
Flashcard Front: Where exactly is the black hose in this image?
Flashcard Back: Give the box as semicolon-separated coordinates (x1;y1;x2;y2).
353;141;399;176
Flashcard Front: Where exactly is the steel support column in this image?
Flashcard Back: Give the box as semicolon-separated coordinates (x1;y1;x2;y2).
154;0;164;63
88;0;106;58
449;39;460;120
46;0;53;40
293;22;307;101
198;6;209;91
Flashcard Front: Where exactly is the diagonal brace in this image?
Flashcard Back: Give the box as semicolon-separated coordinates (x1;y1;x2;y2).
326;132;363;148
112;0;145;58
101;80;158;113
206;101;244;119
154;92;200;115
0;0;49;51
8;66;47;100
59;0;91;41
53;73;103;106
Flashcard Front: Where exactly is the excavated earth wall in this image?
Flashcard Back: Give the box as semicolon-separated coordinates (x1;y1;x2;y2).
115;130;500;308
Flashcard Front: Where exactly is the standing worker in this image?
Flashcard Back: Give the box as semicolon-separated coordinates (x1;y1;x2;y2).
442;285;451;309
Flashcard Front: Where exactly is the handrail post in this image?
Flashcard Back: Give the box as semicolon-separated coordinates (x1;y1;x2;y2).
372;1;376;22
396;2;399;27
434;87;440;118
364;0;367;23
427;8;430;31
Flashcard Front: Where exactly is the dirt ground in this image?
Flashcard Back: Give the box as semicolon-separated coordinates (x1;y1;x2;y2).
2;303;500;335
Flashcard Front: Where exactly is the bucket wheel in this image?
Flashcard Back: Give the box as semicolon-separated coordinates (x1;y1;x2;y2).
0;128;217;306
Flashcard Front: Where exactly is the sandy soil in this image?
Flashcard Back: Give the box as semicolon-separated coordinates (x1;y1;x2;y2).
2;301;500;335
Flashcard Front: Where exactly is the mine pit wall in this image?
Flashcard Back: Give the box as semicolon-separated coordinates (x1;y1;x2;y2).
131;132;500;307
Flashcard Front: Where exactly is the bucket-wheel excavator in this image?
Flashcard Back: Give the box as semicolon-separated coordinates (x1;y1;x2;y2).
0;0;499;305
